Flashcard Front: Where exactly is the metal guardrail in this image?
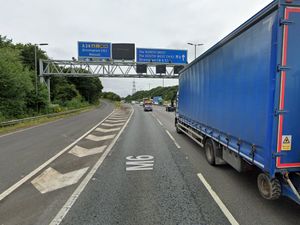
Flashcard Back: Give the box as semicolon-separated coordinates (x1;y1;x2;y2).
0;108;85;127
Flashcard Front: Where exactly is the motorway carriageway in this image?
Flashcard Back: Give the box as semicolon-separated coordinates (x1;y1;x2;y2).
0;103;300;225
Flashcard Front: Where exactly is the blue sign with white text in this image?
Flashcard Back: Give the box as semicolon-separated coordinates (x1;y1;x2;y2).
78;41;111;59
136;48;187;64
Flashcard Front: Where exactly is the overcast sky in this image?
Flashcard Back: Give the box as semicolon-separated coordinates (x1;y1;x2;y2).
0;0;273;97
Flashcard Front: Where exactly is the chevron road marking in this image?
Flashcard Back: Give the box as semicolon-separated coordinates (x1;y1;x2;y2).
105;119;127;123
101;122;125;127
31;167;89;194
0;110;115;202
95;127;121;133
85;134;115;141
111;115;125;118
49;106;134;225
69;145;107;157
109;116;127;119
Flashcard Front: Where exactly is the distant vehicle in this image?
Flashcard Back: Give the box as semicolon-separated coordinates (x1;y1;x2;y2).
139;102;143;106
153;96;163;105
166;104;176;112
143;98;152;106
175;0;300;205
131;101;136;104
144;104;152;112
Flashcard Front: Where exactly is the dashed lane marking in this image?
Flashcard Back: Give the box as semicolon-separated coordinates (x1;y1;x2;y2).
156;118;163;126
165;130;181;148
151;113;163;126
69;145;107;157
197;173;239;225
85;134;115;142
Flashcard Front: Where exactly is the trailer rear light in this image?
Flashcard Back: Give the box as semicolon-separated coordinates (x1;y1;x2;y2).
286;0;293;3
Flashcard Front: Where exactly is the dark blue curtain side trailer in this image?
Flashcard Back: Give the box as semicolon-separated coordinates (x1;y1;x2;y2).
176;0;300;204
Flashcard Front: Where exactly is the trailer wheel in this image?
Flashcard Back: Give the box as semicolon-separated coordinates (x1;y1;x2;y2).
257;173;281;200
205;139;215;165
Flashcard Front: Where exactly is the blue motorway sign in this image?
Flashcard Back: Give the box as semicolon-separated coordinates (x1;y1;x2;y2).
136;48;187;64
78;41;111;59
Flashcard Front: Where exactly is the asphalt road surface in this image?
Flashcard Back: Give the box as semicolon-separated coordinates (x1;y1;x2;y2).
0;101;113;194
1;103;300;225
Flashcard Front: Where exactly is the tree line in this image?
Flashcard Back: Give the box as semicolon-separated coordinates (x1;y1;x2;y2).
125;85;178;102
101;92;121;101
0;35;103;121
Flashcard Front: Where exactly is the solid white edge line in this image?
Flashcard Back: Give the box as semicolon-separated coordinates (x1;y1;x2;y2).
165;130;181;149
197;173;239;225
0;110;115;202
49;106;134;225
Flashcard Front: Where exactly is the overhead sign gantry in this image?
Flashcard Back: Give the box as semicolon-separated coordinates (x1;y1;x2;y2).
40;41;187;79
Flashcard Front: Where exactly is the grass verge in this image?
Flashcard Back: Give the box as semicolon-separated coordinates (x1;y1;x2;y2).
114;101;121;109
0;105;96;136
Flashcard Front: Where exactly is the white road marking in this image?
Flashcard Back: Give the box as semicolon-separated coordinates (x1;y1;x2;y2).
31;167;89;194
85;134;115;142
156;118;163;126
101;122;125;127
0;110;114;201
49;107;134;225
105;119;127;123
109;116;127;119
165;130;181;148
197;173;239;225
69;145;107;157
95;127;121;133
126;155;154;171
112;113;125;116
151;113;163;126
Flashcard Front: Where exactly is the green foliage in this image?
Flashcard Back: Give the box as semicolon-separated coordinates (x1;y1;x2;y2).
65;96;88;109
0;35;13;48
0;47;33;119
50;77;80;105
67;77;103;104
0;35;104;121
101;92;121;101
16;43;48;72
47;104;62;113
26;82;49;114
125;85;178;102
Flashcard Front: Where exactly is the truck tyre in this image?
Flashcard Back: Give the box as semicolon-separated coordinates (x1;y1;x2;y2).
205;139;215;165
257;173;281;200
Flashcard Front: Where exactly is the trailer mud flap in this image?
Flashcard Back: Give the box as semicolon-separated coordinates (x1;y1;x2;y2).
276;7;300;168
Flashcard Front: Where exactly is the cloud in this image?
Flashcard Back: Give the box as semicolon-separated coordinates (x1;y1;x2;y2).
0;0;272;96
